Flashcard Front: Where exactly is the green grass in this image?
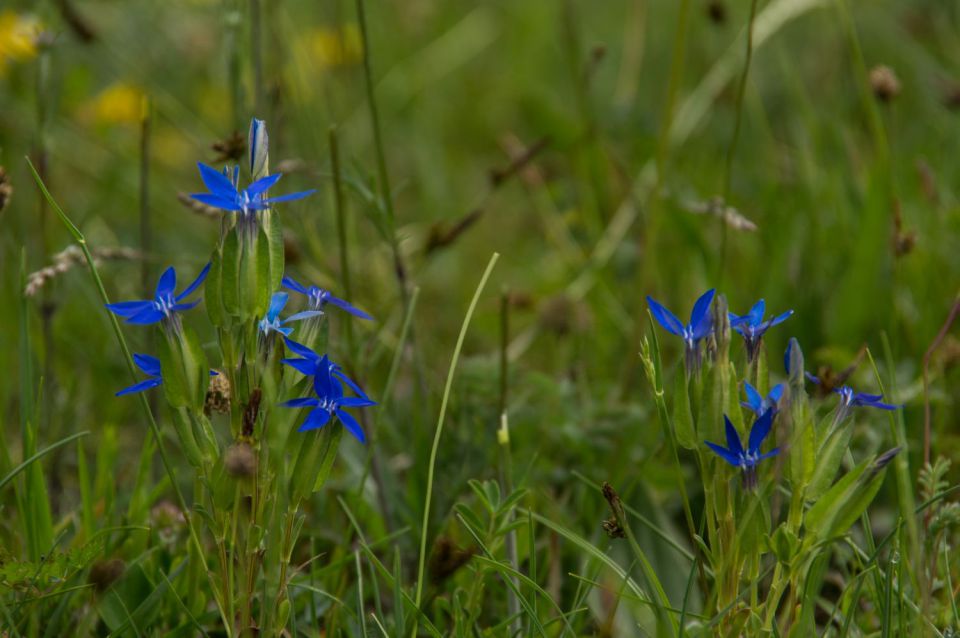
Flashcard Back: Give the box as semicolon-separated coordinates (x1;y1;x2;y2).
2;0;960;635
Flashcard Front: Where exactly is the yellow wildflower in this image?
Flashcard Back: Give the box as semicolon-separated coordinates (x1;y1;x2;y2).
0;11;40;74
86;82;146;125
309;23;363;68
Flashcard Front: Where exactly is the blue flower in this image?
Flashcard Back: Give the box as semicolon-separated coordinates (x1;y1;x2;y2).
729;299;793;361
281;337;370;401
115;353;217;396
646;289;715;372
282;276;372;320
258;292;322;337
834;386;898;411
706;411;779;489
116;354;164;396
189;162;314;214
742;381;783;417
106;264;210;325
280;355;375;443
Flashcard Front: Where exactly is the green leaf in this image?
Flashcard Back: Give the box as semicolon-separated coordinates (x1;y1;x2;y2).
262;208;285;291
205;247;225;327
221;229;242;319
806;416;853;502
312;421;344;492
804;452;893;543
181;326;211;410
673;371;697;449
159;336;190;408
255;225;273;315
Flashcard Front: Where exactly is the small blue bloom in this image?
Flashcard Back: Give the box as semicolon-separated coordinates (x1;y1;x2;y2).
835;385;899;412
742;381;783;418
116;354;164;396
106;264;210;325
189;162;314;214
646;289;715;372
729;299;793;361
282;337;370;401
258;292;322;337
116;353;217;396
282;276;372;320
706;411;779;489
280;354;375;443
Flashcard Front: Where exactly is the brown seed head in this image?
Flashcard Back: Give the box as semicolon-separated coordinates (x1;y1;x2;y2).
869;65;901;102
224;442;257;478
205;371;231;416
88;558;125;593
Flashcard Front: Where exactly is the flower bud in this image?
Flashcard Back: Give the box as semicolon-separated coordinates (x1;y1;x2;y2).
248;117;269;181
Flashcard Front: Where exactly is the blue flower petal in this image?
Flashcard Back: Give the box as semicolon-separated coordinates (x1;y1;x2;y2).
189;193;242;211
176;263;212;301
267;292;288;321
262;190;316;206
116;377;162;396
705;441;741;467
281;397;320;408
724;415;745;456
245;173;282;197
286;310;323;323
198;162;238;199
281;357;318;376
767;309;793;328
333;370;371;401
326;295;374;320
298;408;332;432
746;299;765;326
126;306;166;325
155;267;177;299
689;289;716;338
747;409;775;455
743;382;763;414
133;353;161;376
768;383;784;404
336;409;366;443
282;276;309;295
646;296;685;337
283;338;318;361
106;300;153;318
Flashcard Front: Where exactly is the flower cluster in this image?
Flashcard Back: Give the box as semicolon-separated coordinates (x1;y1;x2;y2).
648;289;901;489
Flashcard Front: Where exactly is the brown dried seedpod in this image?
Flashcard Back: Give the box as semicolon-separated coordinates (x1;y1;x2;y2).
204;371;231;416
211;130;245;163
428;536;476;585
0;167;11;215
224;442;257;478
869;65;901;102
88;558;125;593
706;0;726;24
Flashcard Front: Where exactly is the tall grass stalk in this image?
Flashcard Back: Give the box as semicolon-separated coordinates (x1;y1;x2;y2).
412;253;499;636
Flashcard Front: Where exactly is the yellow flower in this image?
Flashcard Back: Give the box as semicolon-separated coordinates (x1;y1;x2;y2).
308;23;363;68
86;82;146;125
0;11;40;74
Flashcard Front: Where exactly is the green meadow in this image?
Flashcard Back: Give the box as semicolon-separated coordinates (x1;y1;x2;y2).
1;0;959;635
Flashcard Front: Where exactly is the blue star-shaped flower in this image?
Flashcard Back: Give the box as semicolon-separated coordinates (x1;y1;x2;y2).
282;276;372;320
189;162;315;214
280;357;375;443
729;299;793;361
706;411;779;489
646;289;715;372
115;353;217;396
106;264;210;325
835;386;899;411
742;381;784;417
281;337;370;401
258;292;322;337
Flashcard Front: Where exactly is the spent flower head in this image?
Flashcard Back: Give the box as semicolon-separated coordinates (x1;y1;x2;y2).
106;264;210;327
646;289;715;373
